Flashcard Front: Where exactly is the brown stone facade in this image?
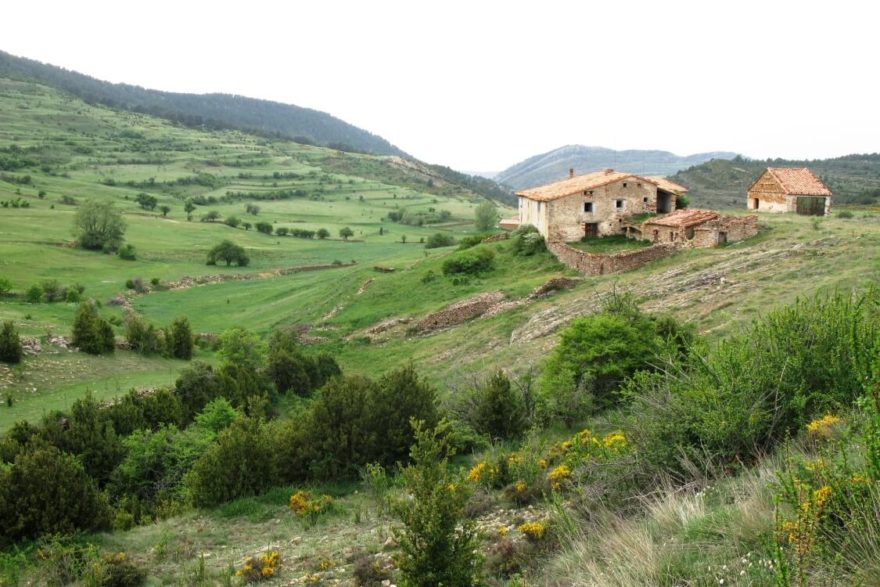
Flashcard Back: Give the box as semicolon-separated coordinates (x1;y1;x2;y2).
692;215;759;247
547;241;677;276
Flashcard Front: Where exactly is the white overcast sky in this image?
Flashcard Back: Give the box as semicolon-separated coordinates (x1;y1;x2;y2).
3;0;878;171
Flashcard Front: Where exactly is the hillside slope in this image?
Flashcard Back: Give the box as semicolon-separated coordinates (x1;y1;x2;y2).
0;49;406;157
671;154;880;209
497;144;736;189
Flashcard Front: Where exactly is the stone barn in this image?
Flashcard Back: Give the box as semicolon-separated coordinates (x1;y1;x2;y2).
641;209;759;247
511;169;687;243
747;167;832;216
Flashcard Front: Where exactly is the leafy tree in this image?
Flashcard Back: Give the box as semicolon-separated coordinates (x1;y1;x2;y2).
339;226;354;240
394;421;481;586
123;313;161;354
174;363;231;423
170;317;194;360
224;216;241;228
275;227;289;237
242;222;252;231
441;247;495;275
245;203;260;215
218;327;267;372
117;243;137;260
206;240;249;266
200;210;221;223
159;204;171;217
0;320;23;364
0;445;112;543
474;201;498;231
316;228;329;239
135;192;158;211
184;199;196;220
74;200;126;251
71;301;115;355
676;194;690;209
255;221;273;235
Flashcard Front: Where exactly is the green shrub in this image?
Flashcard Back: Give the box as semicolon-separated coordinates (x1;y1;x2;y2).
74;199;126;252
275;226;289;236
25;283;42;303
394;421;482;586
626;291;879;475
837;210;854;219
174;362;233;423
117;243;137;261
0;445;112;543
441;247;495;276
187;418;277;507
224;216;241;228
124;313;161;354
472;371;527;440
71;301;115;355
510;224;546;256
87;552;147;587
675;194;690;209
457;235;485;250
41;279;65;302
0;321;23;364
0;277;11;295
254;221;273;235
424;232;456;249
474;201;499;231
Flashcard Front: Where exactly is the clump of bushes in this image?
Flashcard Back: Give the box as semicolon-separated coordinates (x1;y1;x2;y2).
72;301;115;355
424;233;456;249
117;244;137;260
510;224;545;256
457;234;486;250
441;247;495;276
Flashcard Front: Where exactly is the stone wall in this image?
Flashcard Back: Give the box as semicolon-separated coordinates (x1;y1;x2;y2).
415;291;507;333
547;241;677;276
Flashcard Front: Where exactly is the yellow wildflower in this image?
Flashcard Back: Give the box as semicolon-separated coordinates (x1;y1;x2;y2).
548;464;571;490
602;431;627;450
514;480;528;493
497;526;509;537
467;462;486;483
813;485;832;508
806;414;842;440
537;458;548;469
518;521;546;540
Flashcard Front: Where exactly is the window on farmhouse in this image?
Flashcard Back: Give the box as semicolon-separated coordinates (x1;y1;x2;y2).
584;202;593;213
615;199;625;210
643;197;648;203
622;182;628;188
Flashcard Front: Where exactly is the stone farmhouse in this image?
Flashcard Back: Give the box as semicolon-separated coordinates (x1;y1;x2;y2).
510;169;686;242
747;167;832;216
501;168;759;276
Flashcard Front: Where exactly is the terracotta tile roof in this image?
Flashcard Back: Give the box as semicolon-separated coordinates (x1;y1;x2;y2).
643;209;719;228
646;176;688;194
765;167;832;197
517;169;659;202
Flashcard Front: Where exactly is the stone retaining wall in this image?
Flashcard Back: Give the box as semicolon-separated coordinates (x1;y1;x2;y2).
547;242;677;276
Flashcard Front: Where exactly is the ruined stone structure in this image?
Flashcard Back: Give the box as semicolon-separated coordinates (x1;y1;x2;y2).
509;169;687;243
641;209;758;247
747;167;832;216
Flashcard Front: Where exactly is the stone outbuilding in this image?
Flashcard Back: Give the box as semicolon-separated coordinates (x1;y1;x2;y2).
641;209;758;247
510;169;687;243
747;167;832;216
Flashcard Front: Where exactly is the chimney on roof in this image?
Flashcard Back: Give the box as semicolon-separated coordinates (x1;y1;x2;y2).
569;168;574;179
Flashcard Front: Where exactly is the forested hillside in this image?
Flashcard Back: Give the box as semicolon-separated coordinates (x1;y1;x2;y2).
672;154;880;209
0;50;406;157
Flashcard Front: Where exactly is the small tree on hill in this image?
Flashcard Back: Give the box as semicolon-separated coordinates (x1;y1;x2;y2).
245;203;260;216
394;421;481;586
74;200;126;252
316;228;329;239
255;222;273;235
474;201;498;231
207;240;249;267
184;199;196;221
72;301;115;355
339;227;354;240
159;205;171;217
135;192;158;211
0;320;23;364
170;317;194;360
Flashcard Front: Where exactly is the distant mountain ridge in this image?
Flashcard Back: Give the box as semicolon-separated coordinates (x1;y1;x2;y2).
497;145;738;189
0;50;406;157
